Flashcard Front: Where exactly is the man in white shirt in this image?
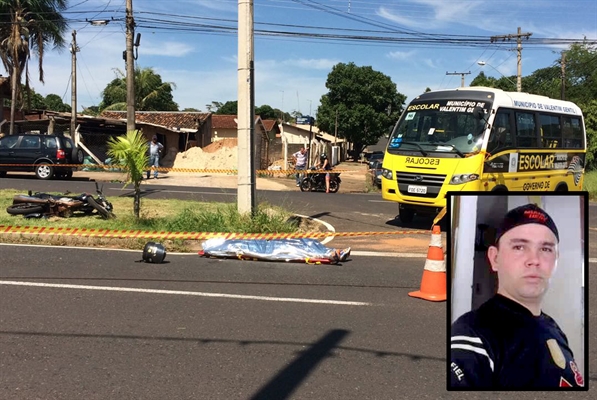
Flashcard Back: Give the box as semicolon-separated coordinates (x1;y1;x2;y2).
292;147;308;187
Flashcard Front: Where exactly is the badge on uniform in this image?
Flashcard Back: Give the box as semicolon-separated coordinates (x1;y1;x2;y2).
546;339;566;369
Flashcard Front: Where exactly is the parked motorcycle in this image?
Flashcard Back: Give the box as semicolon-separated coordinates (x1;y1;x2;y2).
299;167;341;193
7;182;116;219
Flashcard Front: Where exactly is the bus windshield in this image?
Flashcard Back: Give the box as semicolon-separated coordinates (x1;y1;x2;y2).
388;103;489;156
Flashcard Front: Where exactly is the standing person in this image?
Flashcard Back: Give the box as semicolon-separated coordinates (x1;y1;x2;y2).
318;153;332;193
292;146;308;187
450;204;584;389
147;135;164;179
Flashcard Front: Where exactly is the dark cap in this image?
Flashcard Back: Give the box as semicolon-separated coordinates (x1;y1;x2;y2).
495;203;559;244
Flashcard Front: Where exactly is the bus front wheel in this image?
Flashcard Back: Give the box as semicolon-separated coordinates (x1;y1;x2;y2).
399;208;415;224
555;183;568;192
491;185;508;192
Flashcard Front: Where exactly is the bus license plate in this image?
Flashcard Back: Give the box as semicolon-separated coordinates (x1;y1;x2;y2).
407;185;427;194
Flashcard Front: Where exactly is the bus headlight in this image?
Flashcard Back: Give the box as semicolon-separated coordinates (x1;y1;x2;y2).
450;173;479;185
381;168;393;180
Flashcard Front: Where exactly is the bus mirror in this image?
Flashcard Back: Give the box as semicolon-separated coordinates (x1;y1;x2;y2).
473;106;486;121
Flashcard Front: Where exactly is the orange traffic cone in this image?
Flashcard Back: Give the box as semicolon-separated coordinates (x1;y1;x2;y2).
409;225;446;302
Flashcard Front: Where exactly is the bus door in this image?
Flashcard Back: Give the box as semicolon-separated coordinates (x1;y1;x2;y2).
482;109;515;190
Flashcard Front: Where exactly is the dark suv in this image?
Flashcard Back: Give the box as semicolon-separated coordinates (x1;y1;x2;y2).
0;134;83;180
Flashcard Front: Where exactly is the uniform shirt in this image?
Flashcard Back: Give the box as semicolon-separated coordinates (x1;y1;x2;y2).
450;294;584;389
292;150;307;167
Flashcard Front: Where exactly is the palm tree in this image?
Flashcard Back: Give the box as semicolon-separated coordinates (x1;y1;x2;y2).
100;66;178;112
106;130;149;219
0;0;68;134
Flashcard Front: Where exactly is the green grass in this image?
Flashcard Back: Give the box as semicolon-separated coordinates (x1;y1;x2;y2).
0;189;297;233
583;170;597;200
0;190;303;251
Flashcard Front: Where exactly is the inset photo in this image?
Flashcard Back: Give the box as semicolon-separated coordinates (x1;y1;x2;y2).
447;192;588;391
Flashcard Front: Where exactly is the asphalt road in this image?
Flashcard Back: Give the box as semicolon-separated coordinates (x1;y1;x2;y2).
1;244;595;400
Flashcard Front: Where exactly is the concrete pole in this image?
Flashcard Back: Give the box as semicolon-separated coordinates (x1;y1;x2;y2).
237;0;256;214
126;0;136;132
70;30;78;136
516;27;522;92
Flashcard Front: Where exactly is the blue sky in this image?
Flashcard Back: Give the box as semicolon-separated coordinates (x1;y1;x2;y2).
21;0;597;116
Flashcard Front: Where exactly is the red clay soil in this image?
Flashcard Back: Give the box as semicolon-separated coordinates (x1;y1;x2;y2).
202;138;238;153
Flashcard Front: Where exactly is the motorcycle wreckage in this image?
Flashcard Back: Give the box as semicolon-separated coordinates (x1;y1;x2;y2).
299;167;341;193
7;182;115;219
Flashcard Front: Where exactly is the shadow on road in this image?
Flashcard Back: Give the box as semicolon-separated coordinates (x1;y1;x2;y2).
249;329;349;400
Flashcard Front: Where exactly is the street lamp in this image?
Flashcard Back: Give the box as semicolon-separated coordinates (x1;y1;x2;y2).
477;61;517;89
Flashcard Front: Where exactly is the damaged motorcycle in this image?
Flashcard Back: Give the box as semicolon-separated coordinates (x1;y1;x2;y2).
7;182;115;219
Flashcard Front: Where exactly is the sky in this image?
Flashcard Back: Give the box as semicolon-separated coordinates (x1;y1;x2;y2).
15;0;597;117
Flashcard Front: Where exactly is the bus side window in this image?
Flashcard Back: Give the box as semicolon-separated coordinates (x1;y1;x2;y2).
488;111;513;153
515;112;538;148
539;114;561;148
562;116;584;149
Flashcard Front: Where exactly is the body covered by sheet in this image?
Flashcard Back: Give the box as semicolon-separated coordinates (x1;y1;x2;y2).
200;238;350;264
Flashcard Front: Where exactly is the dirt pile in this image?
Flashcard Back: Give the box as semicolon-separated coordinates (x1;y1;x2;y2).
172;139;238;171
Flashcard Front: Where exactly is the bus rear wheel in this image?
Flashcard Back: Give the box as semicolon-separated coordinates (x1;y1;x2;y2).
555;183;568;192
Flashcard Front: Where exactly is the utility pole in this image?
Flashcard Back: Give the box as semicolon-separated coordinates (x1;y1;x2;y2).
237;0;256;214
490;27;532;92
125;0;136;132
70;30;79;137
334;109;338;145
560;51;566;100
446;71;471;87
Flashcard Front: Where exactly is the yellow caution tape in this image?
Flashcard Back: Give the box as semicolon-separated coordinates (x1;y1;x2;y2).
0;225;430;240
432;206;447;227
0;163;364;175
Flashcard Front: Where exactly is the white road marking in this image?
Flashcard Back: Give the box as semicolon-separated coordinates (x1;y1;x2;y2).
109;188;236;196
0;280;371;306
294;213;336;245
353;251;426;258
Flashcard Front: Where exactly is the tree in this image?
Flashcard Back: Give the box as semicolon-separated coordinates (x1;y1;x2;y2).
205;101;223;112
44;93;70;112
99;67;178;112
562;42;597;105
21;85;44;109
106;130;149;218
470;71;516;91
81;105;100;116
181;107;200;112
214;100;238;115
581;100;597;171
0;0;67;134
255;104;277;119
316;62;406;155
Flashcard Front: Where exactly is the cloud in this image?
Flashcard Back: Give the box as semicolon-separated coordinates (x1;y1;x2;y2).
141;41;194;57
387;50;416;61
377;0;483;30
281;58;339;70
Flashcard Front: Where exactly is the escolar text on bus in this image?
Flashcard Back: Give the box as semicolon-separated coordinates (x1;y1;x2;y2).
405;157;440;165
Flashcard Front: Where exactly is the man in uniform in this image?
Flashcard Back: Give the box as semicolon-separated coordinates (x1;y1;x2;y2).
450;203;584;389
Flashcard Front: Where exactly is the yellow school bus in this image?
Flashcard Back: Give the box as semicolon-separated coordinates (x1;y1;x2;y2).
381;87;586;223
